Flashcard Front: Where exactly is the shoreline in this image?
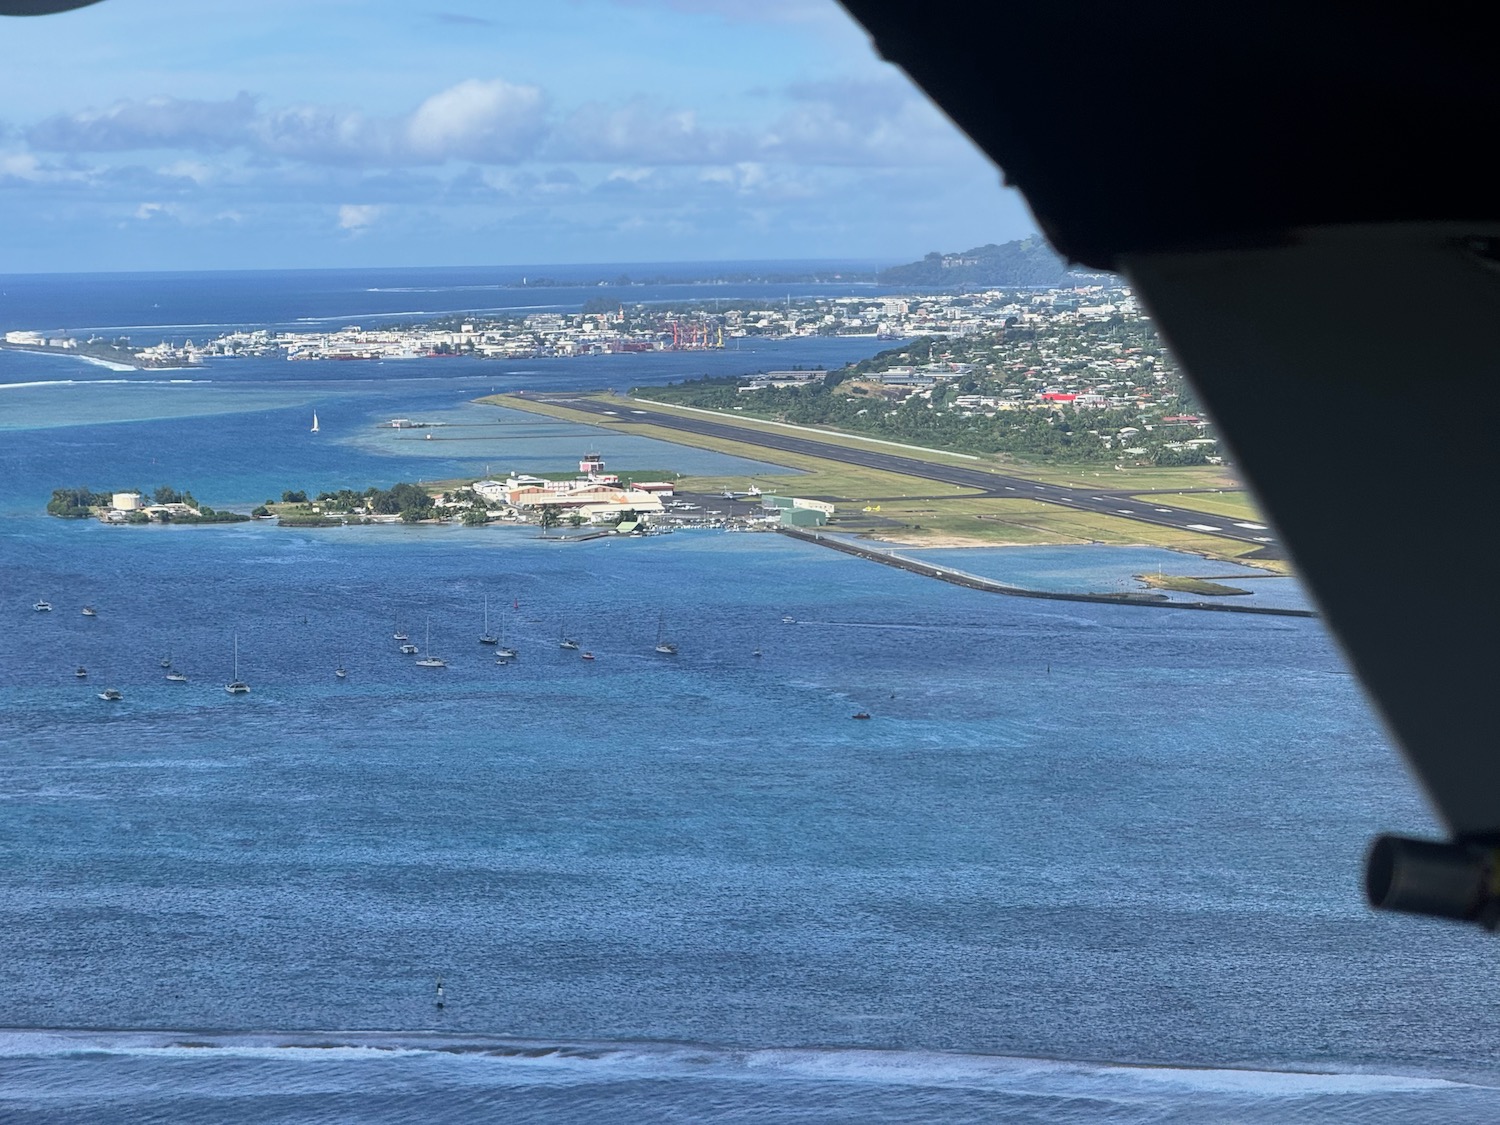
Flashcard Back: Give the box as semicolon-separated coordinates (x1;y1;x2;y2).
777;527;1314;617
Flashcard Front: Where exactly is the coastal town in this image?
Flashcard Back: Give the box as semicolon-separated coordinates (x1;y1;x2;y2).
7;277;1215;466
5;280;1136;364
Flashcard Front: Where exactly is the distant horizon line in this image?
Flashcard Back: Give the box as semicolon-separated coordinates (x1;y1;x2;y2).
0;257;903;281
0;240;1047;280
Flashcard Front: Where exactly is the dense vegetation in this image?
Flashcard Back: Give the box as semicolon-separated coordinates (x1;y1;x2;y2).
47;485;249;522
636;312;1214;467
877;238;1083;288
277;481;440;523
47;487;113;519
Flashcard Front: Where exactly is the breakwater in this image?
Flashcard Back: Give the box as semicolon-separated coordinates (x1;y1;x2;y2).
777;527;1315;618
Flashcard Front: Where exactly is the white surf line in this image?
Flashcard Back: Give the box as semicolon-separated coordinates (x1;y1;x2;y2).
625;398;983;461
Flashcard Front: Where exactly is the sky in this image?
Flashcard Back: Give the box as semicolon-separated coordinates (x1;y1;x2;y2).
0;0;1037;273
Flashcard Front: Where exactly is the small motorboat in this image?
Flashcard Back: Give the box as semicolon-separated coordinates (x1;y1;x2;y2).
74;666;88;679
98;687;123;701
581;651;595;661
851;712;871;720
34;601;52;612
400;643;419;655
81;606;97;617
165;670;188;683
335;665;347;679
159;655;172;668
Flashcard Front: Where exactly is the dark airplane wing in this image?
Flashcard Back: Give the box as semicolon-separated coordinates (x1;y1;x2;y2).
838;2;1500;926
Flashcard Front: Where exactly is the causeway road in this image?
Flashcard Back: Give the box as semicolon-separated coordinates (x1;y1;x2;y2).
526;393;1277;550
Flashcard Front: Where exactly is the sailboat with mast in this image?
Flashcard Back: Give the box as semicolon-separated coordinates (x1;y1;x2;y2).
225;633;250;694
311;410;320;433
479;595;498;645
654;612;677;655
416;618;447;668
495;604;517;660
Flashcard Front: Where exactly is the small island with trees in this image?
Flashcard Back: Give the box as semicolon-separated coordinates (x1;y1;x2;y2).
47;486;251;524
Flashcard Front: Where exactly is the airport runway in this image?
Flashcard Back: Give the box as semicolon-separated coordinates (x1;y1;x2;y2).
528;394;1278;550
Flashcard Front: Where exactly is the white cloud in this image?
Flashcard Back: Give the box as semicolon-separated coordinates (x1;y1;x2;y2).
133;201;178;220
338;203;382;231
405;79;546;163
157;159;216;185
15;72;970;177
255;79;547;166
29;93;258;152
29;80;547;169
1;151;44;181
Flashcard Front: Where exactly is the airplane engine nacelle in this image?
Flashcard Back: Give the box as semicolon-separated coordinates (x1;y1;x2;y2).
1365;834;1500;927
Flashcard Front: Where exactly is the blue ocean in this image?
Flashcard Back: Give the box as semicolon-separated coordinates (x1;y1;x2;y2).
1;267;1495;1122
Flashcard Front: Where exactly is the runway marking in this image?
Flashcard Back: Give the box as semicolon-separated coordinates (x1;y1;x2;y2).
1235;522;1268;530
1186;523;1222;532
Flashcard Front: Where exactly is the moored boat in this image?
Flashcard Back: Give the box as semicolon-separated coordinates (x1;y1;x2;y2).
225;633;250;694
479;595;498;645
654;612;677;655
415;618;447;667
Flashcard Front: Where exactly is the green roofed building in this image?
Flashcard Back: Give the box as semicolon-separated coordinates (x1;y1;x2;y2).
778;507;827;528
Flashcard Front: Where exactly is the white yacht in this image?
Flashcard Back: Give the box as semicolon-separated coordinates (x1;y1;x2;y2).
479;595;498;645
225;633;250;694
415;619;447;668
654;612;677;655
